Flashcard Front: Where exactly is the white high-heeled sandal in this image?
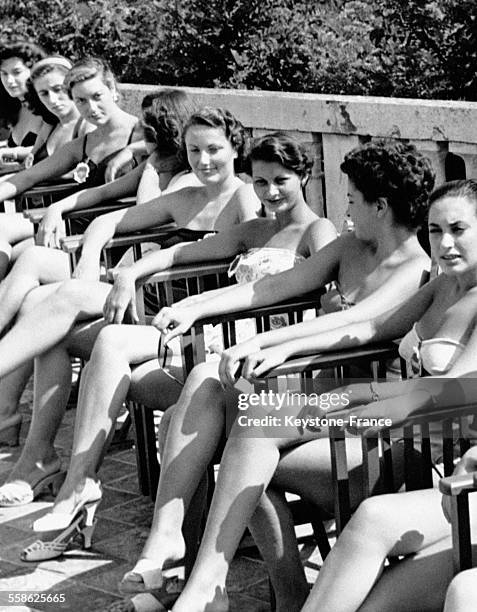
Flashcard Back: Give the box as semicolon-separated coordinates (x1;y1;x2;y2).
21;499;99;562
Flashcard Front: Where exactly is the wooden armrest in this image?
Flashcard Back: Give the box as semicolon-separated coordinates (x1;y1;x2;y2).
440;471;477;496
21;181;77;196
256;341;399;378
60;224;178;254
136;260;233;284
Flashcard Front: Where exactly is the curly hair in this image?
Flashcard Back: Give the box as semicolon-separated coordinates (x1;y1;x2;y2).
64;56;116;96
182;107;246;172
244;132;313;181
340;139;435;229
0;40;46;127
25;57;73;125
141;89;197;163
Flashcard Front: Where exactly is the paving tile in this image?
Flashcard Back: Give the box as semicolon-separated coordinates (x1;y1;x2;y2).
106;472;143;493
98;496;154;528
97;458;136;482
229;592;271;611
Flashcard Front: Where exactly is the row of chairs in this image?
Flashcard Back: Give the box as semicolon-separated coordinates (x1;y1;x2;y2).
14;180;477;599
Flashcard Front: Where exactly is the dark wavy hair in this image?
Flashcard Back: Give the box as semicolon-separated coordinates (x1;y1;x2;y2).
244;132;313;182
429;179;477;209
340;139;435;230
0;40;46;127
141;89;197;164
25;57;73;125
64;56;116;96
182;107;246;173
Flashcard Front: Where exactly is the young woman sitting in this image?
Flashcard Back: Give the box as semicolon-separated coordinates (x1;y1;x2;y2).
0;106;260;465
0;88;201;448
0;55;141;279
152;178;477;612
10;133;336;568
23;55;92;170
0;41;46;166
97;139;433;612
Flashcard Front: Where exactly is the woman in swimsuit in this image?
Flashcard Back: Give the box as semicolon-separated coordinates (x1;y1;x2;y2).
256;177;477;612
0;55;141;279
0;107;261;496
14;132;336;567
24;56;92;169
0;90;200;449
0;41;46;166
104;139;435;612
151;178;477;612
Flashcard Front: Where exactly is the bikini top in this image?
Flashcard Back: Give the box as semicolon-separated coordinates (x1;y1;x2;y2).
73;124;136;188
30;118;86;166
7;131;37;148
398;323;466;377
227;247;305;284
320;280;356;314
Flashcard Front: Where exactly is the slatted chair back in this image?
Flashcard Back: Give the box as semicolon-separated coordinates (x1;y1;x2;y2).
14;180;78;213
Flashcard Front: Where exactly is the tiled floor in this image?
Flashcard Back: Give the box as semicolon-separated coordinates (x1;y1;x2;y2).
0;384;323;612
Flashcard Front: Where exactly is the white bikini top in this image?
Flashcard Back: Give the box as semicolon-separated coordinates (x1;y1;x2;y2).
398;323;466;377
227;247;304;284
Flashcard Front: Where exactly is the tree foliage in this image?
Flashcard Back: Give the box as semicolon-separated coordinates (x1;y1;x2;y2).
0;0;475;100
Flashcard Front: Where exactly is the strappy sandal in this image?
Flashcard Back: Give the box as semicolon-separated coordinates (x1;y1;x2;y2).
0;468;65;507
120;559;164;594
21;481;102;562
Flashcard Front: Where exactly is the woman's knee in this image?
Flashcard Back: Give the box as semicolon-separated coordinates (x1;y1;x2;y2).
92;325;129;359
444;569;477;610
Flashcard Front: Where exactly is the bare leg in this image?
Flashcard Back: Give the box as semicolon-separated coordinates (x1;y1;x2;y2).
136;361;237;575
0;213;35;280
50;324;181;516
0;278;111;378
0;246;70;334
0;363;32;420
301;488;451;612
248;488;309;612
444;568;477;612
5;345;72;486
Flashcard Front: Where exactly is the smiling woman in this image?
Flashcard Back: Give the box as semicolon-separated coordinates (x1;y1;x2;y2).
0;55;140;279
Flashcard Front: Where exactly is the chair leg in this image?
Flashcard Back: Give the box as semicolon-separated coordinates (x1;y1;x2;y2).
128;401;160;498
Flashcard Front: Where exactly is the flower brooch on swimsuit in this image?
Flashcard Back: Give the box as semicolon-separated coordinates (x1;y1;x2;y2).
73;161;90;184
24;153;34;169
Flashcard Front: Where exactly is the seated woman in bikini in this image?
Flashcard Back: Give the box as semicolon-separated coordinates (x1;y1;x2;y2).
0;55;141;279
274;180;477;612
82;139;433;612
149;178;477;612
0;88;201;449
0;107;262;486
11;133;336;567
0;41;46;167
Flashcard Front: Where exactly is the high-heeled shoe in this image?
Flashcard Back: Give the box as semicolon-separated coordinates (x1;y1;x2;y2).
0;413;22;447
0;468;65;507
20;480;102;562
120;559;164;594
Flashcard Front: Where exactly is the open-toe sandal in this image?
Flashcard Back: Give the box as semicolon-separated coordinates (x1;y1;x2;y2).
106;591;180;612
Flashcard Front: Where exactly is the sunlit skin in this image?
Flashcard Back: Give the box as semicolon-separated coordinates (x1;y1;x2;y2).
0;57;30;99
347;179;378;243
71;75;118;126
33;70;77;123
252;160;305;215
185;126;238;189
429;195;477;288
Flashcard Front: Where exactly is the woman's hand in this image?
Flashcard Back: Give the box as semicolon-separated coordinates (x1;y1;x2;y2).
152;305;196;344
441;447;477;522
36;204;64;248
105;148;134;182
218;339;263;388
240;345;291;384
103;269;138;324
